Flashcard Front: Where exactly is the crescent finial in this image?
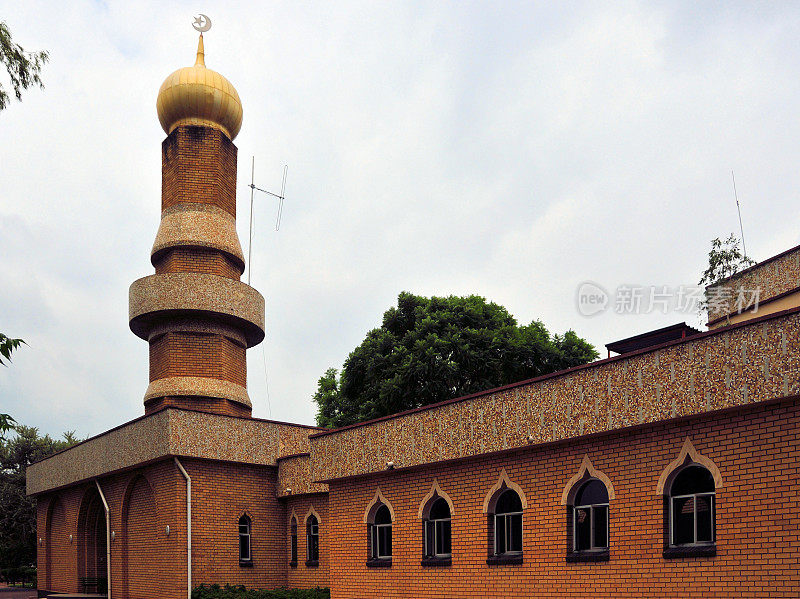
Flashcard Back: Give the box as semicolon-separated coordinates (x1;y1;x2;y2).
192;14;212;33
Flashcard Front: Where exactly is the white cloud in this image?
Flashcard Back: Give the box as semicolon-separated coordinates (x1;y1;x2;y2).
1;1;799;437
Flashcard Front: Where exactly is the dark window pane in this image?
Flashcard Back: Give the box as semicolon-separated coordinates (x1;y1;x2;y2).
291;535;297;562
379;527;392;557
441;520;451;555
239;535;249;560
375;505;392;525
238;515;250;526
496;490;522;515
594;505;608;549
696;495;713;542
425;521;434;556
430;497;451;520
671;466;714;495
575;507;591;551
575;479;608;506
672;496;695;545
509;513;523;553
495;515;506;554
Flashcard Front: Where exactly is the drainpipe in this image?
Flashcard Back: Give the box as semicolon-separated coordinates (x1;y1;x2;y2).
173;458;191;599
93;479;112;599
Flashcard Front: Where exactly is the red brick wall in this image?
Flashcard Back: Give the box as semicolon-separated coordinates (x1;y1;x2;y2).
326;398;800;598
182;458;287;589
284;494;330;589
154;247;241;279
162;126;238;217
149;332;246;386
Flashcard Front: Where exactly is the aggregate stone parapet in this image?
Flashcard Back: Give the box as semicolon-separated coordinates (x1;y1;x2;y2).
129;272;265;346
707;243;800;324
26;408;320;495
309;309;800;482
151;203;245;270
278;453;329;497
144;375;251;407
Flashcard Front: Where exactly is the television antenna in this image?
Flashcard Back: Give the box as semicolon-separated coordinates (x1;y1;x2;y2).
247;157;288;285
731;170;747;257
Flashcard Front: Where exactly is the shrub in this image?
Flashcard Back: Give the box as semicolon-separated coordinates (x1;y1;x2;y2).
192;584;330;599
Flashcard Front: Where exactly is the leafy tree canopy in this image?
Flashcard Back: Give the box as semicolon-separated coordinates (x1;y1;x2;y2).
0;333;25;367
698;234;756;287
314;292;598;428
0;424;80;569
0;21;48;111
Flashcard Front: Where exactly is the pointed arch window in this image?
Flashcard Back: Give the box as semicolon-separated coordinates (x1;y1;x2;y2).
424;497;451;560
368;504;392;563
487;489;523;564
569;479;609;559
668;465;715;548
289;516;298;567
238;515;252;565
306;514;319;566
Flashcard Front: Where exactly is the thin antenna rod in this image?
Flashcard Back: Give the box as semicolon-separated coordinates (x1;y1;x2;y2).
248;156;255;285
732;170;747;257
275;165;288;231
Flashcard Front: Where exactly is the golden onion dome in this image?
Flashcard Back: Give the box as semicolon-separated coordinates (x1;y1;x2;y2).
156;35;243;140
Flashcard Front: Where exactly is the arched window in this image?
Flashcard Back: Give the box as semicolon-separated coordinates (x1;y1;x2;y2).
306;515;319;565
368;504;392;561
492;490;523;556
238;515;252;564
571;479;609;553
289;516;298;566
423;497;451;559
669;465;715;546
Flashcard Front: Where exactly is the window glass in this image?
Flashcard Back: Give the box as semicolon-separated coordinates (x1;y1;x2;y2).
375;505;392;525
669;465;715;546
493;490;523;555
424;497;452;558
307;515;319;561
593;504;608;549
290;517;298;563
370;503;392;559
238;515;251;562
575;479;608;506
495;489;523;514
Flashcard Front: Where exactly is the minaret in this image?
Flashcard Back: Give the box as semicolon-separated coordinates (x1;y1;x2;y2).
129;31;264;418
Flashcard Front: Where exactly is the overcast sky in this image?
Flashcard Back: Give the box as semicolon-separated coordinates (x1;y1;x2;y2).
1;1;799;439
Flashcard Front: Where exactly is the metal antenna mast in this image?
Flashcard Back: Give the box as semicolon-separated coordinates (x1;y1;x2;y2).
247;157;288;285
731;170;747;257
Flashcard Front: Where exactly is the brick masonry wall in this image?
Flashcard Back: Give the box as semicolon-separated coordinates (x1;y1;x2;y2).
162;126;238;217
311;310;800;481
37;460;184;599
184;458;287;589
284;494;330;589
707;244;800;322
154;247;241;279
149;331;246;386
326;398;800;598
36;457;289;598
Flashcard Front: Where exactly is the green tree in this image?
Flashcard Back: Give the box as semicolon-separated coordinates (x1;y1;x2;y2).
0;21;49;111
698;234;756;288
0;425;79;569
313;292;598;428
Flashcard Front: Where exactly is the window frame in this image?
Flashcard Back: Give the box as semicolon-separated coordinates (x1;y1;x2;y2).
289;516;298;567
669;491;715;547
367;504;393;564
490;490;523;560
423;497;452;559
306;515;320;566
238;515;252;565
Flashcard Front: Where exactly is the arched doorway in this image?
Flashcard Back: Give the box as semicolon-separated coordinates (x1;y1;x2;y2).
77;489;107;593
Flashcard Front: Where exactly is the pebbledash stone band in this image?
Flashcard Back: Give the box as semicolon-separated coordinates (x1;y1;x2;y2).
128;272;265;347
151;203;245;270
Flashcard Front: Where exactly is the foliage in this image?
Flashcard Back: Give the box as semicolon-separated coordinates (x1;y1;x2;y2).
0;425;80;569
0;333;26;366
698;234;756;287
0;21;49;110
0;565;36;587
697;234;756;316
314;292;598;428
192;584;329;599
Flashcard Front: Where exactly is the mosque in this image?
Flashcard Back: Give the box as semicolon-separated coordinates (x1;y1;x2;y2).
27;26;800;599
